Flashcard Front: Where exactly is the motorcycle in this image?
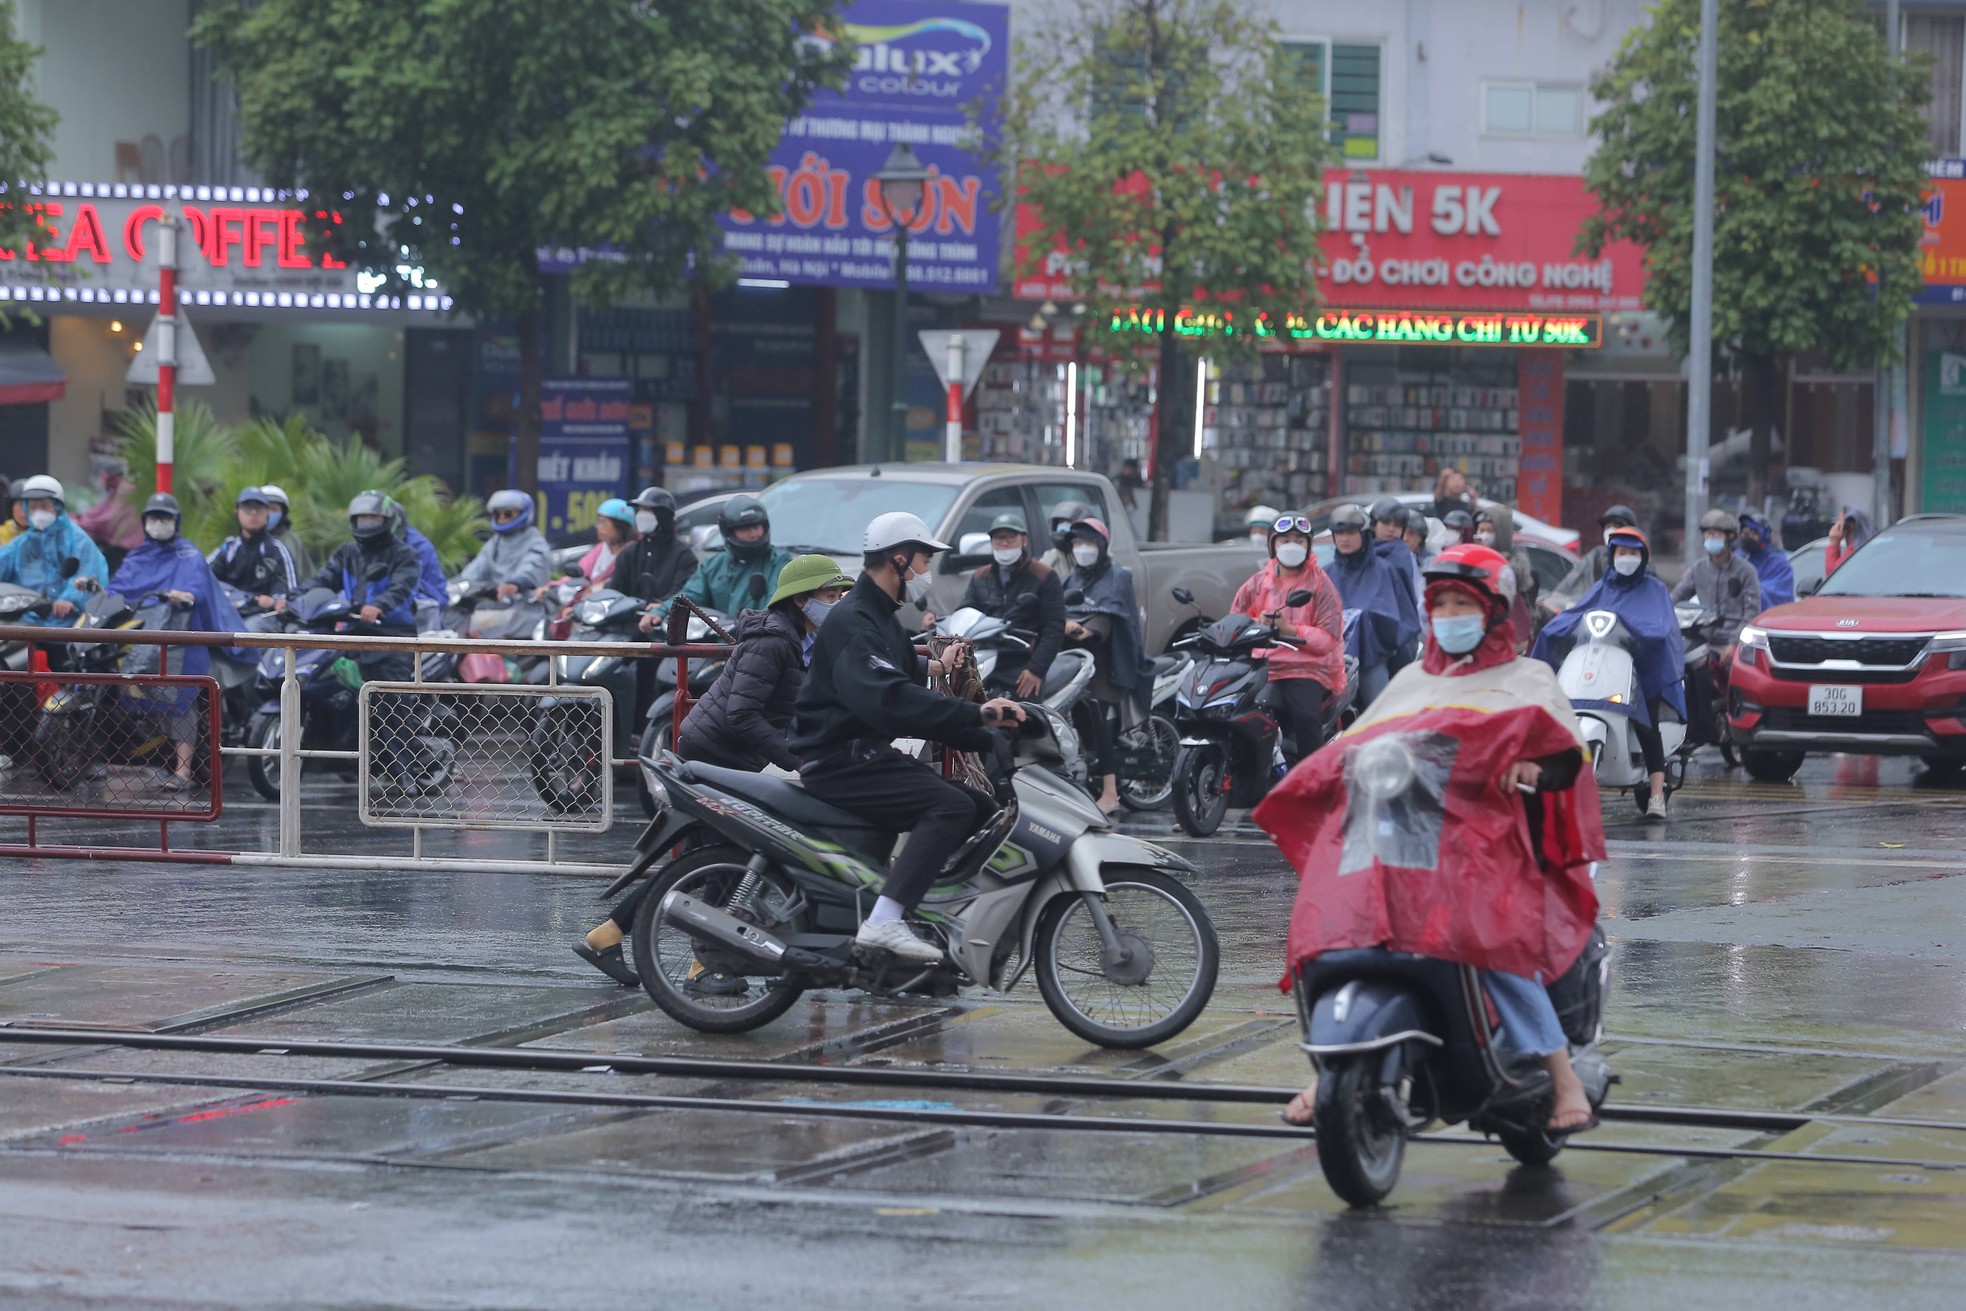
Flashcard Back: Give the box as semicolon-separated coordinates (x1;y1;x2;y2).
1554;607;1692;815
215;583;284;749
621;711;1220;1048
530;578;649;812
1677;603;1738;767
636;607;735;816
1166;587;1359;837
932;605;1096;794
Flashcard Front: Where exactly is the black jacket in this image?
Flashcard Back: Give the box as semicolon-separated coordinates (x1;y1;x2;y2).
679;607;806;771
616;532;697;606
208;529;298;597
790;573;993;761
958;554;1065;679
299;536;424;636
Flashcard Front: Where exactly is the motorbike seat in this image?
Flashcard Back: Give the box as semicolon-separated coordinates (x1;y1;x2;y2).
677;760;892;841
1041;648;1092;699
1152;653;1185;676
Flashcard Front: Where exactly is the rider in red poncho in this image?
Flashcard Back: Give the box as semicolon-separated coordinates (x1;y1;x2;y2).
1254;543;1606;1134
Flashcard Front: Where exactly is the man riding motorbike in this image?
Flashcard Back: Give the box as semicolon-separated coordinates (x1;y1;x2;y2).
375;493;448;631
1261;542;1604;1135
1673;509;1762;754
1737;512;1795;608
952;511;1064;700
1038;499;1093;580
1062;517;1151;814
255;483;310;577
454;489;550;602
1548;504;1639;610
648;493;791;626
621;487;698;628
788;511;1026;966
0;475;109;622
1328;504;1419;707
1534;527;1686;818
209;487;300;611
1231;512;1345;765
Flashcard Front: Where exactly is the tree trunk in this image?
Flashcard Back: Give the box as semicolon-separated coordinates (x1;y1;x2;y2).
1148;325;1187;542
1741;353;1783;509
514;295;544;495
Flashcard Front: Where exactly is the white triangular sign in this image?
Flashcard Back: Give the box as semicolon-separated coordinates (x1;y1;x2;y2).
127;307;216;386
919;329;1000;397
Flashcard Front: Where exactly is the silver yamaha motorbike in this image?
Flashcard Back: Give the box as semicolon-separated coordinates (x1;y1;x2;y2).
617;712;1220;1048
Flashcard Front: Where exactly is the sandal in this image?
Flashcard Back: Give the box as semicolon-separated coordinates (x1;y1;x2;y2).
1281;1088;1317;1127
1546;1107;1599;1136
572;940;640;988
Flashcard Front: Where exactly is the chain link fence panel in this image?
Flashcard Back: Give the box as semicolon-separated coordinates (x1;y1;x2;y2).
356;682;614;832
0;670;222;819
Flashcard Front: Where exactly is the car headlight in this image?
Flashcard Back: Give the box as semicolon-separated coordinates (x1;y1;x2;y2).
1736;624;1769;668
1925;630;1966;670
1353;736;1416;801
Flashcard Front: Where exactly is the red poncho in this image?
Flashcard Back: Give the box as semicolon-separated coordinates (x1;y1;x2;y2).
1253;625;1606;984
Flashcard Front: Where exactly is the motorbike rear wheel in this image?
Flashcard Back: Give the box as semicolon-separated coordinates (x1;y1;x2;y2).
631;844;809;1033
1496;1124;1565;1168
530;707;601;812
1032;869;1219;1049
33;712;89;792
1171;743;1230;837
1314;1057;1407;1207
1118;714;1179;811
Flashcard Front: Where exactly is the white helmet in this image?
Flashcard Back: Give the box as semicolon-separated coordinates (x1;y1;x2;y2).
257;483;291;510
864;511;949;553
1245;504;1280;529
13;474;63;505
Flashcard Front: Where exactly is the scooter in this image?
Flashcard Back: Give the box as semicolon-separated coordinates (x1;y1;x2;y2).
530;576;649;811
1295;735;1613;1207
635;607;735;816
620;712;1220;1049
1166;587;1360;837
1677;603;1738;767
1554;608;1690;816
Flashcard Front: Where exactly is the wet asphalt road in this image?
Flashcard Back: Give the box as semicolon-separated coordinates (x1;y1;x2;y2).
3;753;1966;1309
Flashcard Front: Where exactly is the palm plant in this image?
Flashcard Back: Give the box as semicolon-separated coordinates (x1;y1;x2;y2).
116;401;240;553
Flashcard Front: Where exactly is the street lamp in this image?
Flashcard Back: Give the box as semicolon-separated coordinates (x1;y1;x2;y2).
874;143;932;462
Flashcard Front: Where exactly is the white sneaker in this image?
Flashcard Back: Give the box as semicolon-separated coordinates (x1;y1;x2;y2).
1646;793;1668;820
854;919;943;965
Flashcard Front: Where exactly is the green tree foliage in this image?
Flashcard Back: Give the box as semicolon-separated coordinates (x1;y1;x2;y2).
996;0;1333;538
1582;0;1929;501
193;0;849;491
0;0;58;291
117;403;487;567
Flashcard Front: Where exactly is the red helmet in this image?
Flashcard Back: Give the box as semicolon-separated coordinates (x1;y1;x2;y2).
1069;517;1111;545
1422;542;1516;610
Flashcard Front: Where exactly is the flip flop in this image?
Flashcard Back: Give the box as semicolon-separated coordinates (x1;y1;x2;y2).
572;940;640;988
1281;1089;1317;1128
1546;1109;1599;1136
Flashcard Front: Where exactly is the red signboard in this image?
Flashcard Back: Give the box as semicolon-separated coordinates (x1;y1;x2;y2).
1014;168;1646;313
1516;352;1566;526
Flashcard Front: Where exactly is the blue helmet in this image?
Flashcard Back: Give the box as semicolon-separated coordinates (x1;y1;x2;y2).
487;489;533;534
597;497;635;532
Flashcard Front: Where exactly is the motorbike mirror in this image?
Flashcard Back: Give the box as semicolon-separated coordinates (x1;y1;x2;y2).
1171;586;1195;606
1284;588;1314;608
60;556;81;579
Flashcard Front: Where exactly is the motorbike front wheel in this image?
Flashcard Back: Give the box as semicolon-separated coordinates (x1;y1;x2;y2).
530;709;601;812
1033;869;1219;1049
1171;743;1230;837
637;710;673;817
1118;714;1180;812
245;713;285;801
33;711;90;791
1314;1057;1407;1207
630;844;809;1033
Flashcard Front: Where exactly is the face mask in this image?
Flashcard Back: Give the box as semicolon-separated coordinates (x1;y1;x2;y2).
801;597;834;627
1612;554;1643;577
27;510;55;532
1273;542;1309;569
1473;531;1496;547
635;510;659;535
268;509;284;530
144;519;175;542
1703;536;1726;557
992;546;1023;568
1072;543;1100;569
1432;613;1487;655
904;564;935;605
1249;531;1270;548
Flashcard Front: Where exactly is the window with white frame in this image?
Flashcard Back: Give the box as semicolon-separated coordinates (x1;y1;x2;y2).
1280;39;1383;161
1481;81;1584;139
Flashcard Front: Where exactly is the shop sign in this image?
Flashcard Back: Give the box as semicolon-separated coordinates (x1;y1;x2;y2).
537;378;632;536
1918;159;1966;304
0;183;451;311
1920;350;1966;513
1015;168;1645;312
1516;353;1566;525
1107;305;1603;349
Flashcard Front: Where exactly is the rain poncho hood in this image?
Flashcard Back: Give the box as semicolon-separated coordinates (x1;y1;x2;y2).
1742;539;1795;609
1532;543;1687;724
403;525;448;607
1067;557;1149;693
109;534;246;675
1328;544;1420;668
0;511;110;625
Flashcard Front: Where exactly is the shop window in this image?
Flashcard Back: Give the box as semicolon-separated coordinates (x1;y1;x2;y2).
1281;41;1382;160
1482;81;1583;139
1908;15;1965;155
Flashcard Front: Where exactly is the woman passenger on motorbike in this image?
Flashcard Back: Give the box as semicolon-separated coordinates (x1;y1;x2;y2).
571;554;852;988
537;498;636;638
1231;514;1345;764
1061;518;1150;814
1270;544;1601;1134
1532;528;1685;819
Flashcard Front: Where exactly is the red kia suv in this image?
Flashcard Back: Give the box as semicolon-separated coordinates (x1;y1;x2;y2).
1729;514;1966;781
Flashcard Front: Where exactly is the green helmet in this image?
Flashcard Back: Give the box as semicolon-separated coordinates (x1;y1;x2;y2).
988;511;1028;536
769;553;853;607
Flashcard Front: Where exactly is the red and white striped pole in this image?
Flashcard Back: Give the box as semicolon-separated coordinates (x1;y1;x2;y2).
943;333;964;463
155;214;179;495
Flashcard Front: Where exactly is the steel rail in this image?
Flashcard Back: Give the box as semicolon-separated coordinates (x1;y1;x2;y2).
4;1025;1961;1136
1;1063;1960;1173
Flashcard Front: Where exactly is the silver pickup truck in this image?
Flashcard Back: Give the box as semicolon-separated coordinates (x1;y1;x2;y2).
747;464;1252;654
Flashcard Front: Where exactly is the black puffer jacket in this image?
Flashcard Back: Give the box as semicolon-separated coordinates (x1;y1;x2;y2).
679;606;806;771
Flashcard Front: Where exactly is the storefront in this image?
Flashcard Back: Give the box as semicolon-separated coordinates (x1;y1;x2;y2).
0;182;468;496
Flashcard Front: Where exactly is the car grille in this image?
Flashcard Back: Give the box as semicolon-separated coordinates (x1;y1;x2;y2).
1766;635;1929;666
1759;708;1931;736
1767;663;1920;685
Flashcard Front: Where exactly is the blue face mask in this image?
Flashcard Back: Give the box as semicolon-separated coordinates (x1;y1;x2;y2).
801;597;835;628
268;509;284;530
1431;613;1487;655
1703;536;1726;557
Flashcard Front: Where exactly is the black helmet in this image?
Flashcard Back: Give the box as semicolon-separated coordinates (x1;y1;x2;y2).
349;491;392;542
1368;497;1408;530
1442;509;1474;537
1598;504;1638;528
143;492;181;520
718;493;771;563
1328;503;1369;533
632;486;676;516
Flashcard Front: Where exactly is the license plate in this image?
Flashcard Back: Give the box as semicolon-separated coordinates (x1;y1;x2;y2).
1808;685;1862;717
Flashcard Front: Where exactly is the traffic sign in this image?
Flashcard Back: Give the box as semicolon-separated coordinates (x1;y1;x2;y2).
918;329;999;398
127;306;215;386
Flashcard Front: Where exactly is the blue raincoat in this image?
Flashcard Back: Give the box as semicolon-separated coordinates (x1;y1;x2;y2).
1328;545;1419;668
109;535;246;677
1533;560;1687;726
1742;541;1795;609
0;512;110;625
404;525;448;607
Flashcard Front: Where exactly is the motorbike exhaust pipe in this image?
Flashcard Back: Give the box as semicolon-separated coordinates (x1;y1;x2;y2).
657;888;788;964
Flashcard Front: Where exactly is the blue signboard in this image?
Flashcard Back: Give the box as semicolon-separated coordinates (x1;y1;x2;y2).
537;378;632;538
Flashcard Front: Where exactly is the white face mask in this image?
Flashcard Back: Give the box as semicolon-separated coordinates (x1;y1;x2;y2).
28;509;55;532
1473;531;1496;547
1273;541;1309;569
144;518;175;542
991;545;1023;567
1612;553;1643;577
903;563;935;604
635;510;659;535
1072;543;1100;569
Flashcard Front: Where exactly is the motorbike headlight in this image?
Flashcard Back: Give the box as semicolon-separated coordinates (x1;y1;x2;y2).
1353;736;1416;801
